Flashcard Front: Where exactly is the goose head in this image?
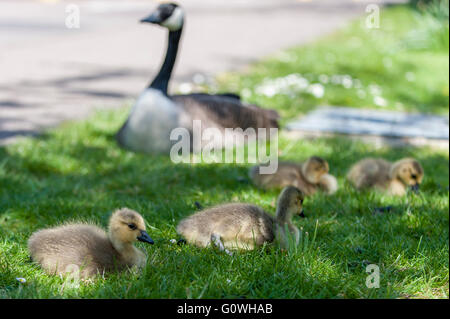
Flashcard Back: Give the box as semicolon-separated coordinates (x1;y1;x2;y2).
108;208;154;246
276;186;305;222
302;156;330;184
140;3;184;31
390;158;424;193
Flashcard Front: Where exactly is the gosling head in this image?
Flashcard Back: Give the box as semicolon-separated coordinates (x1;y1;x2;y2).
108;208;154;245
140;3;184;32
302;156;330;184
390;158;424;193
276;186;305;222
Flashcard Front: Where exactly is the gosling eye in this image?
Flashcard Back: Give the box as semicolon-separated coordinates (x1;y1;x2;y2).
128;224;137;230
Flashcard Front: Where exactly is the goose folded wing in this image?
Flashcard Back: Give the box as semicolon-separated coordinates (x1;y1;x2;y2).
172;93;279;130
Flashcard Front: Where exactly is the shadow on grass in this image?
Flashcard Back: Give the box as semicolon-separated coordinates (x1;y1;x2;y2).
0;132;448;298
1;135;448;219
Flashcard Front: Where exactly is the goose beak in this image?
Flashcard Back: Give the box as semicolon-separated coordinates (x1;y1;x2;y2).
410;184;420;194
140;13;162;24
298;209;305;218
137;231;154;244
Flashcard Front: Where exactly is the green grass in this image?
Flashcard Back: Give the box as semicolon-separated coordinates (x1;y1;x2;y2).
215;5;449;120
0;4;448;299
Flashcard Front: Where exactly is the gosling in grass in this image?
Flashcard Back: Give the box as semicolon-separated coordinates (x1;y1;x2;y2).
347;157;424;196
176;186;305;254
249;156;338;195
28;208;154;279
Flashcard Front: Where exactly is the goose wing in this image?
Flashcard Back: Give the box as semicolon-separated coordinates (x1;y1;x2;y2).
171;93;279;130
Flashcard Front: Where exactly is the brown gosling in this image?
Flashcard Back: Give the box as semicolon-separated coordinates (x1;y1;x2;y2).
347;157;424;196
176;186;305;254
28;208;154;279
249;156;338;195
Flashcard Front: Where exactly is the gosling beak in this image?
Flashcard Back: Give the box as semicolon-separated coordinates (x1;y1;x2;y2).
140;12;163;24
298;209;306;218
410;184;420;194
137;230;154;244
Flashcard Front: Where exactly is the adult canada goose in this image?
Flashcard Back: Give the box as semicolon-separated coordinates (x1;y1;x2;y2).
28;208;154;279
176;186;305;254
116;3;279;154
249;156;338;195
347;157;424;196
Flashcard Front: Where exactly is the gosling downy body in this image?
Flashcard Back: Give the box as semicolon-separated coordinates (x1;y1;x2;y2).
347;157;424;196
176;186;305;253
116;3;279;154
249;156;338;195
28;208;154;279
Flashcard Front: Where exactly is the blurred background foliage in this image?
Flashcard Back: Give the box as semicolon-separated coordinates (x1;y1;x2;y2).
407;0;449;51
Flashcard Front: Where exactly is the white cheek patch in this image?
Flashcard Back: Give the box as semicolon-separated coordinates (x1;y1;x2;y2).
161;7;184;31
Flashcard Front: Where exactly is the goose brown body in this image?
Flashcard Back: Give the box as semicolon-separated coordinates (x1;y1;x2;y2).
347;157;424;196
28;208;154;279
172;93;279;138
250;156;338;195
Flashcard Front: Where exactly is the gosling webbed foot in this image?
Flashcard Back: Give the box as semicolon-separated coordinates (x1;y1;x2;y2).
211;233;233;256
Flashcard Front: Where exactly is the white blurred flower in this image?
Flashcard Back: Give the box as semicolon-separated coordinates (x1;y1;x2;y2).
178;82;193;94
342;75;353;89
357;90;367;99
170;239;177;244
255;74;309;97
369;84;382;96
318;74;329;84
308;84;325;98
256;84;277;97
374;96;387;107
226;279;232;284
16;277;26;284
288;74;309;89
331;75;342;85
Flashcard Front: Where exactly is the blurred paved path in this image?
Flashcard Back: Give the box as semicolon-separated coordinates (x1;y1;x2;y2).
0;0;406;145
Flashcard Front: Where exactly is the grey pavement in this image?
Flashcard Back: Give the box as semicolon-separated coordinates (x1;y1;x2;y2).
0;0;406;145
287;107;449;140
286;106;449;149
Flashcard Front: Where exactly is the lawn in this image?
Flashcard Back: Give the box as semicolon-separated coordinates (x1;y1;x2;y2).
0;4;448;298
215;4;449;120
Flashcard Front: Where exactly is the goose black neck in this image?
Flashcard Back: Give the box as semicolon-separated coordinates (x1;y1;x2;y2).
149;28;182;94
